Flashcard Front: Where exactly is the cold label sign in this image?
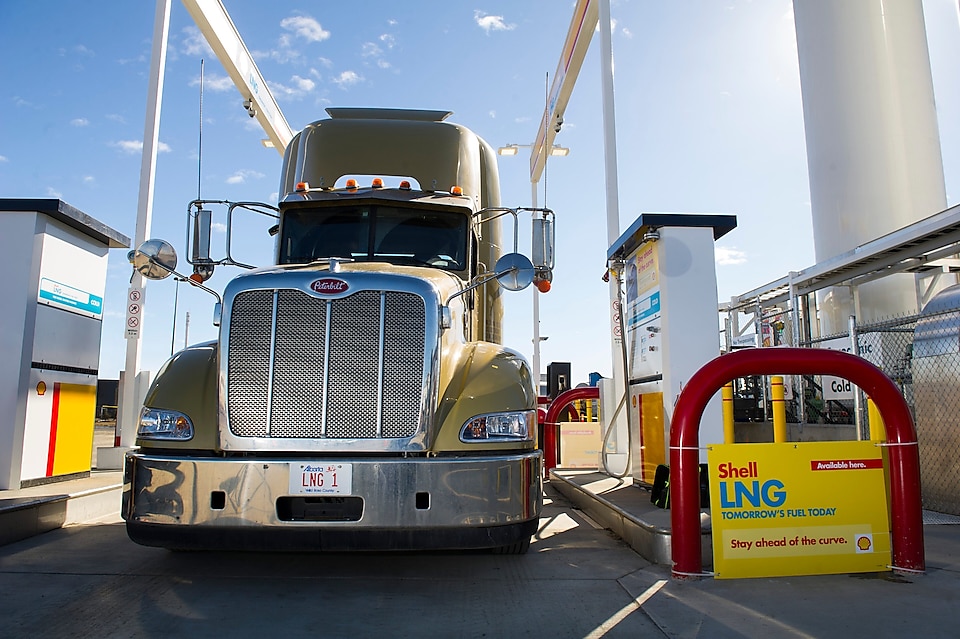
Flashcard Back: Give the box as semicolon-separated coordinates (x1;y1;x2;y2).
290;463;352;495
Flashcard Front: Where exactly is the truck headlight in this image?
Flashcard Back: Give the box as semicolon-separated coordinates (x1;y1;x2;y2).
460;410;536;442
138;407;194;440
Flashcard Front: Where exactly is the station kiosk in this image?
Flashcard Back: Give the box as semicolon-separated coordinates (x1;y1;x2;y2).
606;213;736;485
0;199;128;489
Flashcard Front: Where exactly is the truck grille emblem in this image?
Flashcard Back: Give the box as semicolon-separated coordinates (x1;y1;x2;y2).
310;278;349;294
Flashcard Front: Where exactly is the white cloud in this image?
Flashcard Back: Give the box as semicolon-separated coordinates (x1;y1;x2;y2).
226;169;266;185
83;175;95;184
716;247;748;266
257;16;330;65
268;74;316;99
0;155;8;162
280;16;330;43
71;117;89;127
112;140;171;155
333;70;362;88
190;73;235;92
489;110;496;118
474;11;516;33
60;44;94;58
292;75;315;92
106;113;126;124
211;222;228;234
46;186;63;198
362;41;393;70
181;26;214;57
256;44;302;65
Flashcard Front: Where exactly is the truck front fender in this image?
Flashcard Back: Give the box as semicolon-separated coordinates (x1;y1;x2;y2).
137;341;220;451
433;342;537;451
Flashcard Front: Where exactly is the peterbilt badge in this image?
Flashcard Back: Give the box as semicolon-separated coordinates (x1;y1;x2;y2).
310;278;349;294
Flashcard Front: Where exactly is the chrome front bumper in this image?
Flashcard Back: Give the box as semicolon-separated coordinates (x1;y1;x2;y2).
122;451;542;551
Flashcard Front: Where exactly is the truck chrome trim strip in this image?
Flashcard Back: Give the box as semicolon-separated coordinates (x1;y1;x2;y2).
321;298;332;437
376;291;385;438
266;289;279;436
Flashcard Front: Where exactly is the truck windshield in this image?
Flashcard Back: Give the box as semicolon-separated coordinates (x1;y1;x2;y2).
280;205;469;271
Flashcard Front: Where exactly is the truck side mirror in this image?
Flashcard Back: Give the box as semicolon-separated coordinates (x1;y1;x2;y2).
190;207;216;282
130;239;178;280
531;216;555;271
495;253;535;291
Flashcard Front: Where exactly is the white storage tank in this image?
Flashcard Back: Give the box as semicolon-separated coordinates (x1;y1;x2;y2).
793;0;947;332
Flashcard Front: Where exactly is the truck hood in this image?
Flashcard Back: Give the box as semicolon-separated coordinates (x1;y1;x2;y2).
232;261;467;304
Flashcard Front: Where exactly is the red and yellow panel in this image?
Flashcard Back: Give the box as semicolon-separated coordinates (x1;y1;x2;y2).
22;375;96;481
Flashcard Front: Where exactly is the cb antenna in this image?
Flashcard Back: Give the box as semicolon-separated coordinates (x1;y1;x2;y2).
542;71;548;209
197;58;204;200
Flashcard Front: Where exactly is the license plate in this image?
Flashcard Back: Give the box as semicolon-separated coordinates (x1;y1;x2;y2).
290;463;352;495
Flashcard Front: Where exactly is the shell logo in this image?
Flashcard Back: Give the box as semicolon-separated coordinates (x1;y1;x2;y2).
310;278;349;294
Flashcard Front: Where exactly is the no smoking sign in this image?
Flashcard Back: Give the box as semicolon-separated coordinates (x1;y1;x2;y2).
125;287;145;339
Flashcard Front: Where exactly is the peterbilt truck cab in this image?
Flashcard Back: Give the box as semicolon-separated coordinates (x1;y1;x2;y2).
122;108;555;553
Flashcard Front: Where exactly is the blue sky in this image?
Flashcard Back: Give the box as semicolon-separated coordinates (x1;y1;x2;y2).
2;1;960;385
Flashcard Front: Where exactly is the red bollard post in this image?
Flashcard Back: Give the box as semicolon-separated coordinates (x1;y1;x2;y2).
543;387;600;474
670;348;924;579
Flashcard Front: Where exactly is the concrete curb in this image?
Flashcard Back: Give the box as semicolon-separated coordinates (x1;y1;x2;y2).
0;477;123;547
549;469;713;567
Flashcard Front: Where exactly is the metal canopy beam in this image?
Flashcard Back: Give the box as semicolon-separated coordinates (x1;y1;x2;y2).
722;203;960;313
181;0;293;154
529;0;598;183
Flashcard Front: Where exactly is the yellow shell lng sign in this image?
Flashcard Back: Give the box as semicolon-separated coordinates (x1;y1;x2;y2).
707;440;891;579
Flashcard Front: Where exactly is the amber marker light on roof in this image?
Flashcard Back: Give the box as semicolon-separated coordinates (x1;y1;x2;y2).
346;179;358;190
399;180;411;190
371;178;384;188
295;182;309;192
451;185;464;196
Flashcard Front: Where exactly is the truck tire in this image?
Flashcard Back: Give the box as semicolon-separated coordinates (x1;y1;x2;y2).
491;536;531;555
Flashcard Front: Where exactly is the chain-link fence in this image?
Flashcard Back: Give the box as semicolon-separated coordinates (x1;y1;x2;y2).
797;314;917;430
912;302;960;516
734;309;960;515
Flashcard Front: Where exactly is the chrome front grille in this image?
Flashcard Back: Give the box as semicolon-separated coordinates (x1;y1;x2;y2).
226;287;427;440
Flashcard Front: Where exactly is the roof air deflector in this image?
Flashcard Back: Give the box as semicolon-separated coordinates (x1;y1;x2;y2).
324;108;452;122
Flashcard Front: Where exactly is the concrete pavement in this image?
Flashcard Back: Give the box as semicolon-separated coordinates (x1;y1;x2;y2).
3;465;960;636
552;468;960;636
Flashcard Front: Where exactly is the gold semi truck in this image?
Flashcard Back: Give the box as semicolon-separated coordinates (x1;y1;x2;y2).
122;108;554;553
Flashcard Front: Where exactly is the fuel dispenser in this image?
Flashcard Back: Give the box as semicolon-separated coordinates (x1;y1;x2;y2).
606;213;736;485
0;199;128;489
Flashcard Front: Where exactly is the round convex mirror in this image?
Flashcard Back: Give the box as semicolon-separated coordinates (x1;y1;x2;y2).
133;239;178;280
494;252;535;291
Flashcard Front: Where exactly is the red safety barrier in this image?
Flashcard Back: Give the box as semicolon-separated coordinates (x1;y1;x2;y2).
543;387;600;473
670;347;924;579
